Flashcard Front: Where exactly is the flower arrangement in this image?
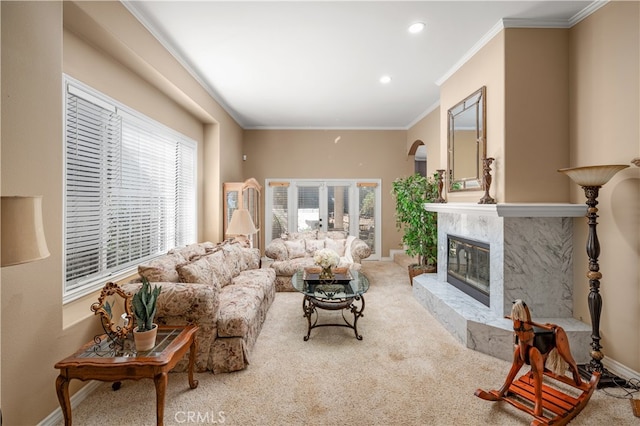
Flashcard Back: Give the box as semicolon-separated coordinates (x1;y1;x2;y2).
313;248;340;269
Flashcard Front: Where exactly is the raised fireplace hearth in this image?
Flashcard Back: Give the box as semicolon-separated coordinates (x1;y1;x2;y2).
413;203;592;363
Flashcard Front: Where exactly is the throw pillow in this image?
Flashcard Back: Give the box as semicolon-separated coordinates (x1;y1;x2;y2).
204;250;233;287
285;239;306;259
344;235;356;263
177;257;214;285
325;238;346;256
138;253;184;282
305;239;325;255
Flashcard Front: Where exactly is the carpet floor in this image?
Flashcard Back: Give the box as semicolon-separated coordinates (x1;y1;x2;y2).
58;261;638;425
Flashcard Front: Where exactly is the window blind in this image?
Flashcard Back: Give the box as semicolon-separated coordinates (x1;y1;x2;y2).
64;77;196;301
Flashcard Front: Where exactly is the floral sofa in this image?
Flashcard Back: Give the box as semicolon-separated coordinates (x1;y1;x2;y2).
265;230;372;291
122;240;276;374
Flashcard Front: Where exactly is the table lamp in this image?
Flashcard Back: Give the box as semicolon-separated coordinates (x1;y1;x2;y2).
1;196;50;267
558;164;629;387
226;208;258;248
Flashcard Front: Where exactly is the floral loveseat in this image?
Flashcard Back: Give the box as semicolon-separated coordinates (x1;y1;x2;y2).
265;230;372;291
122;240;275;374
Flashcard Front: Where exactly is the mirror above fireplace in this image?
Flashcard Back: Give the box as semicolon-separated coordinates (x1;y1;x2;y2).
447;86;486;192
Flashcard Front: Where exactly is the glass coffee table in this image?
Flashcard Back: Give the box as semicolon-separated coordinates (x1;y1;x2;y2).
292;269;369;341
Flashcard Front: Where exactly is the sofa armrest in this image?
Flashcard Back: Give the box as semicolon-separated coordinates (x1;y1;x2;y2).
264;238;289;261
350;238;372;263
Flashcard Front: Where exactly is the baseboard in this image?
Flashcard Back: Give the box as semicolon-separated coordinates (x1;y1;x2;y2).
603;357;640;384
39;381;102;426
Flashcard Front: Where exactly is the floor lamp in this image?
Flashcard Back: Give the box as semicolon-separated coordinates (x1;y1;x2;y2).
558;164;629;388
1;196;51;425
226;208;258;248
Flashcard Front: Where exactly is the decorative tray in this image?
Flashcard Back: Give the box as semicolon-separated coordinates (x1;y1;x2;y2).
303;268;352;284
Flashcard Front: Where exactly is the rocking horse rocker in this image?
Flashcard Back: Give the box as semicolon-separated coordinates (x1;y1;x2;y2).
475;300;600;425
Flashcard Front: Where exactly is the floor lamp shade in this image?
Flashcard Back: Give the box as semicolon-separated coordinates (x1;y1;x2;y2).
1;196;50;267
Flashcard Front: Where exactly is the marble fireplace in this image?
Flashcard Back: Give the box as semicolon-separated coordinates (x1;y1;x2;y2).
413;203;592;362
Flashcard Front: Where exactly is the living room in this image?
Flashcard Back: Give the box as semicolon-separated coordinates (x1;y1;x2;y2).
1;1;638;425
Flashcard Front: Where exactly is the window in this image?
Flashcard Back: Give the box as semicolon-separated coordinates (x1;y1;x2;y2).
265;179;381;259
64;76;197;302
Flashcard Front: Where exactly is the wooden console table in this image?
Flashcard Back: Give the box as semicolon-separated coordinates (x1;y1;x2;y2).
55;324;199;426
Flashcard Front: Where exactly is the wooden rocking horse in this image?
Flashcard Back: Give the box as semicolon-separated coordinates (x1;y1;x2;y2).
475;300;600;425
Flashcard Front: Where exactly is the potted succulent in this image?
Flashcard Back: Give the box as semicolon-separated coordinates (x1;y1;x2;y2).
132;277;162;351
391;172;439;281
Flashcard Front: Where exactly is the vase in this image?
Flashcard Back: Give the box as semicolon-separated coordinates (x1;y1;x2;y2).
133;323;158;351
319;266;334;280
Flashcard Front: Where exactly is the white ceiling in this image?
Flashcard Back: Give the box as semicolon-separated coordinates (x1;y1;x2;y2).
123;1;599;130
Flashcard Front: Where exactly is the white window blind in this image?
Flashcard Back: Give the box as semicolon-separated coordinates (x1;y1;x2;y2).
64;77;197;301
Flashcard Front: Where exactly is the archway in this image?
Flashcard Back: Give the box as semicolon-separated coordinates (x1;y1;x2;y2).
408;140;426;176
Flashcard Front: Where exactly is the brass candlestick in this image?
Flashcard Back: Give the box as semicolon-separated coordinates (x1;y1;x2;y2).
478;157;496;204
558;164;629;388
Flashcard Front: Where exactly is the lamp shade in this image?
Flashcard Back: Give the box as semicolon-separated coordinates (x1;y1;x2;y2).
226;208;258;236
1;196;50;267
558;164;629;187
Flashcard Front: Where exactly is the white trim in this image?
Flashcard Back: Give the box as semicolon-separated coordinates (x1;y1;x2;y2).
243;125;408;131
435;19;504;87
406;100;441;129
38;381;102;426
569;0;610;26
604;357;640;384
502;18;571;29
121;1;244;127
423;203;587;218
435;1;606;88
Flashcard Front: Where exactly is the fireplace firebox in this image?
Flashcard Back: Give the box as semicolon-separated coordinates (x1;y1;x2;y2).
447;235;490;306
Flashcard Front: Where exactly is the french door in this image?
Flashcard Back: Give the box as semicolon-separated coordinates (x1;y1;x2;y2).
265;179;381;259
295;181;351;234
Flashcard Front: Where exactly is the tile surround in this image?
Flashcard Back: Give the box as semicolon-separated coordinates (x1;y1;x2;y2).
413;203;592;363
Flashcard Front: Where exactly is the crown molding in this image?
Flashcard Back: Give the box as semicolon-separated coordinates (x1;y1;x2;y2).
435;19;504;87
569;0;609;26
121;1;246;128
405;100;440;130
433;0;607;89
502;18;571;29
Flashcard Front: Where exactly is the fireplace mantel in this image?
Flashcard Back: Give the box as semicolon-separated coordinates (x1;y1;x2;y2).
424;202;586;218
413;201;591;362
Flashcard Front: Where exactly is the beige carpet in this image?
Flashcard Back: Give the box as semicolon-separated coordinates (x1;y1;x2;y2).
59;261;638;425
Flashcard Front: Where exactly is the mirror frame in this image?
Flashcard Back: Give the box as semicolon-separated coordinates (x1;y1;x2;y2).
447;86;487;192
90;282;134;344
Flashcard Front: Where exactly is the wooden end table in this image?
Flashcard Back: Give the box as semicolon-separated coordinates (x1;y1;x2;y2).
55;324;199;426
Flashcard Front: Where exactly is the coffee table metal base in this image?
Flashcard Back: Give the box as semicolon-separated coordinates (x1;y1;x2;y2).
302;295;365;340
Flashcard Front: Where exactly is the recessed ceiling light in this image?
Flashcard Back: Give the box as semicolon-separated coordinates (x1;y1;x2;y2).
408;22;426;34
380;75;392;84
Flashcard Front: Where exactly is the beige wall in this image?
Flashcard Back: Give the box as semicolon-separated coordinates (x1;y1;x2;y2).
440;32;506;203
568;1;639;371
0;1;243;424
504;28;570;202
243;129;408;255
439;29;570;203
407;107;441;177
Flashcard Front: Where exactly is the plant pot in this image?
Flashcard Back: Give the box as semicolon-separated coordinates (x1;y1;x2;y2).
408;264;436;285
133;324;158;351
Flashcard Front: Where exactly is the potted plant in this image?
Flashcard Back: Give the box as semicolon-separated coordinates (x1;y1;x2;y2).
132;277;162;351
391;172;439;281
